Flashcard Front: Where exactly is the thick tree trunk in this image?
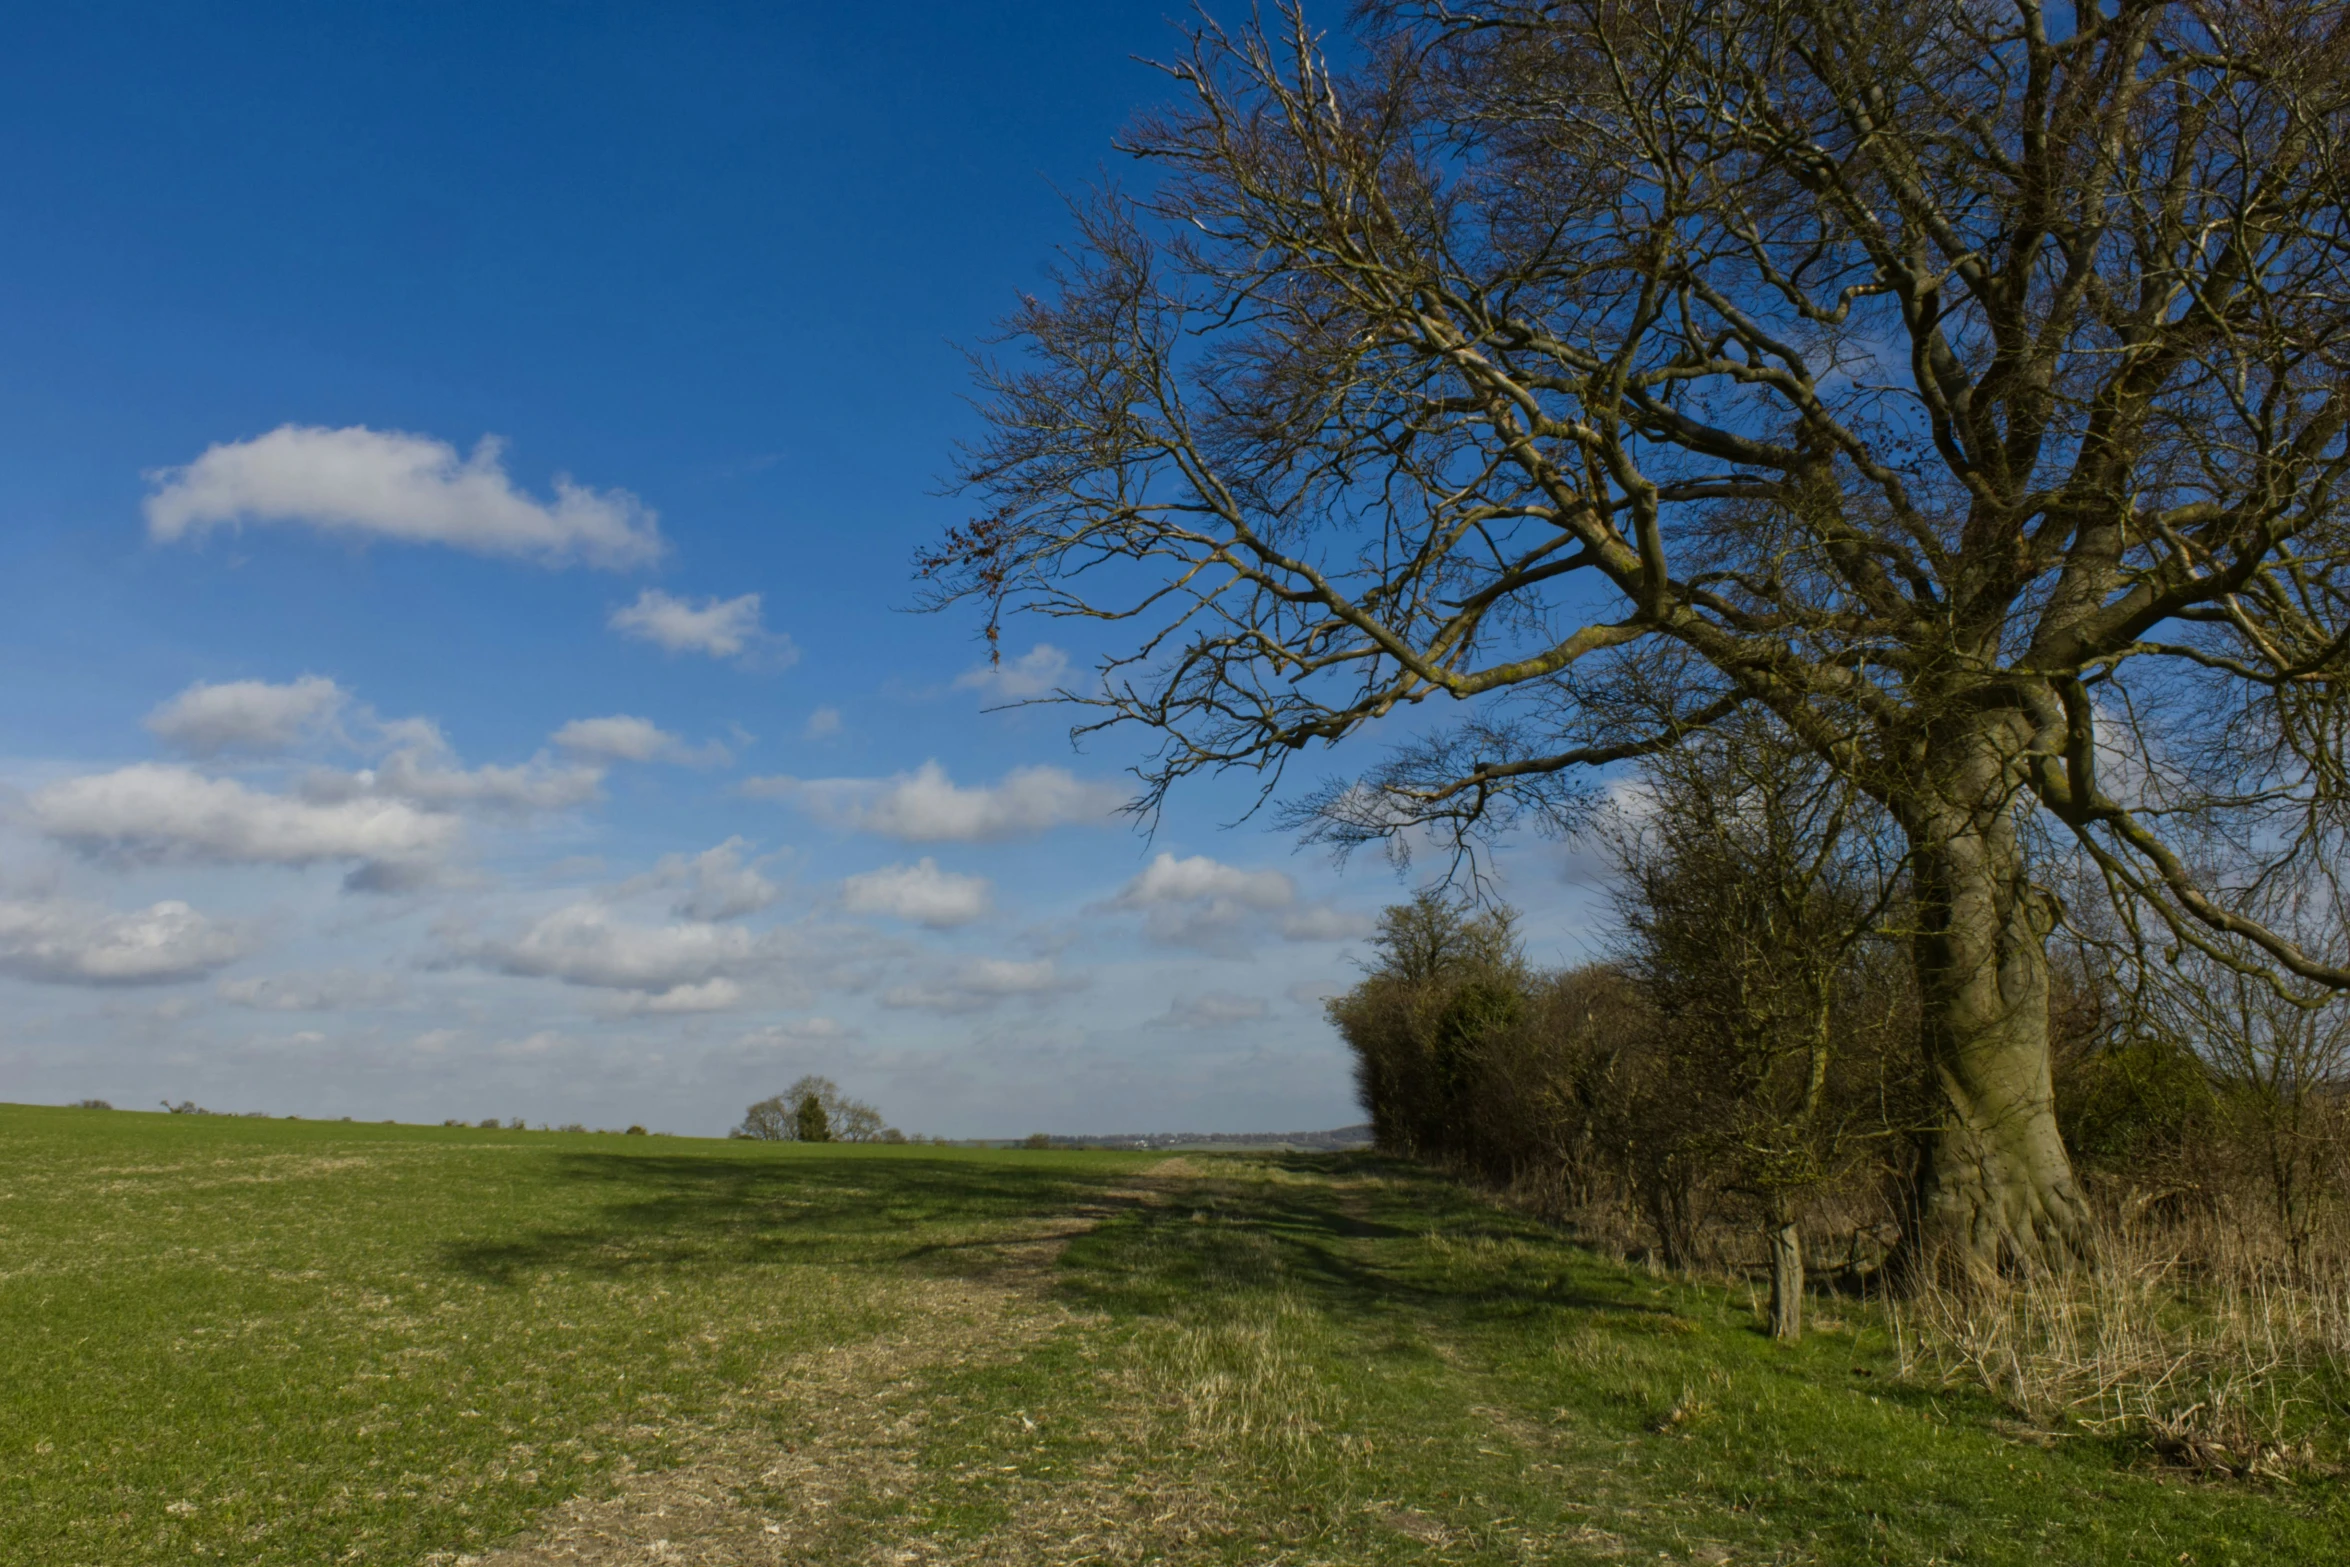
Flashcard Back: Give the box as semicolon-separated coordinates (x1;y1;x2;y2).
1766;1215;1803;1342
1899;731;2093;1281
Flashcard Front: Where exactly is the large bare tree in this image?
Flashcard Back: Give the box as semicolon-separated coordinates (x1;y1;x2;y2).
925;1;2350;1271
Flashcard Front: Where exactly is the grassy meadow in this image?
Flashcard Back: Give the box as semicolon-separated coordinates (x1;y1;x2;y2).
1;1102;2342;1566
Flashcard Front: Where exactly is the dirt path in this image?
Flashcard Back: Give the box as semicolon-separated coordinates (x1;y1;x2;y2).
452;1164;1193;1567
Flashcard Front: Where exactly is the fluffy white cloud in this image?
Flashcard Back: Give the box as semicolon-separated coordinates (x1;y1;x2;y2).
880;957;1075;1013
601;977;745;1014
1104;852;1368;949
627;838;781;921
340;746;606;813
292;719;605;816
0;895;250;986
840;858;992;928
144;425;663;569
146;676;347;755
1150;993;1271;1029
748;760;1125;842
609;588;788;664
803;706;843;740
217;970;400;1011
465;903;757;1003
551;714;729;767
1112;853;1295;912
953;643;1070;700
32;763;459;889
38;687;618;894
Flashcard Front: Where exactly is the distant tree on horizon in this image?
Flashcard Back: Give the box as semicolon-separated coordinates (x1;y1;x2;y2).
796;1091;831;1143
733;1074;892;1143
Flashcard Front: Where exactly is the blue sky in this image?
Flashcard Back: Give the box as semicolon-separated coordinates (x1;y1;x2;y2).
0;2;1605;1136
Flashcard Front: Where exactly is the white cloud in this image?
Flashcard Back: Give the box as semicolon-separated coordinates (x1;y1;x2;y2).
297;719;606;816
146;676;348;755
748;760;1125;842
953;643;1070;701
344;746;606;813
32;763;459;890
144;425;663;569
880;957;1076;1013
601;977;744;1015
957;958;1073;995
627;838;780;921
137;691;605;823
494;1029;571;1058
1104;852;1367;949
609;589;789;664
550;715;670;762
1278;905;1375;942
840;858;993;928
1112;853;1295;912
744;1015;855;1043
1150;993;1271;1029
803;706;843;740
551;715;730;767
218;971;401;1011
0;895;250;986
465;903;757;1000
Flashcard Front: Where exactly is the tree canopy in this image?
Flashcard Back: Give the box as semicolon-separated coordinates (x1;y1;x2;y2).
929;0;2350;1271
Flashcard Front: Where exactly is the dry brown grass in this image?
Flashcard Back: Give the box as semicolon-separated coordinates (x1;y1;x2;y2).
1889;1210;2350;1480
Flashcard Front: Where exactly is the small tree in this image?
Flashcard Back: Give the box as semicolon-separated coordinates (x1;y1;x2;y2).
830;1099;885;1143
1606;714;1912;1337
1329;892;1525;1162
796;1091;832;1143
734;1096;793;1141
2145;950;2350;1271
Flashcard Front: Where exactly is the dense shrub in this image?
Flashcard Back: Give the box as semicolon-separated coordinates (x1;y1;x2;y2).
1335;887;2348;1299
1329;722;2347;1340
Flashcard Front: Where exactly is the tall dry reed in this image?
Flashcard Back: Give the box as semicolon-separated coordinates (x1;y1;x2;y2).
1889;1207;2350;1478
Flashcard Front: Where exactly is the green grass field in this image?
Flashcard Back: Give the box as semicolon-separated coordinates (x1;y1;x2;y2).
2;1103;2341;1565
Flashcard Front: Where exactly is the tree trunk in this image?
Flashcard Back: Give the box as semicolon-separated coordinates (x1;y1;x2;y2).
1766;1214;1803;1342
1899;731;2093;1281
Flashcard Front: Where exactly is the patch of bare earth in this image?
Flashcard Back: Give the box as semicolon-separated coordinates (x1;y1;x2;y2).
449;1163;1216;1567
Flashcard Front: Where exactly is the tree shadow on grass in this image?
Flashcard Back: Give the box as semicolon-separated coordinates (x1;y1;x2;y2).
437;1147;1679;1338
1054;1152;1672;1330
440;1151;1137;1286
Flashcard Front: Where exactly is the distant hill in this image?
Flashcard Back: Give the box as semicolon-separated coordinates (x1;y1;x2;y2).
1035;1125;1374;1152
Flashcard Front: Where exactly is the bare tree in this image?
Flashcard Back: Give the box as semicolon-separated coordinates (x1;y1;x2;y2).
2142;938;2350;1270
927;1;2350;1272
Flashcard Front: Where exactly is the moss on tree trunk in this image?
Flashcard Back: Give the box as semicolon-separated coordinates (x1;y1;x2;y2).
1899;737;2092;1279
1766;1216;1803;1342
